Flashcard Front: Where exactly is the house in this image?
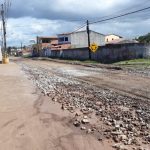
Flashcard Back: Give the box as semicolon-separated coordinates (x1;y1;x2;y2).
105;34;123;43
106;38;139;45
57;30;105;49
32;36;59;57
22;46;32;57
37;36;58;50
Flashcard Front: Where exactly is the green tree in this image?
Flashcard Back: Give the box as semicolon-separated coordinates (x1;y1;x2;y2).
137;33;150;43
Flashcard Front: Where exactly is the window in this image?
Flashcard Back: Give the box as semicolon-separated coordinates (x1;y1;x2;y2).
42;39;51;43
59;37;64;42
112;38;114;41
59;37;69;42
65;37;68;41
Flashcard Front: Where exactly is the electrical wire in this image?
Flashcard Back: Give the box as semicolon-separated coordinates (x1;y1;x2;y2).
90;6;150;25
90;0;150;22
72;23;86;33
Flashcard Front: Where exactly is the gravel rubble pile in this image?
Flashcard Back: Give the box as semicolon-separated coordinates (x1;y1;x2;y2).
22;64;150;150
127;68;150;78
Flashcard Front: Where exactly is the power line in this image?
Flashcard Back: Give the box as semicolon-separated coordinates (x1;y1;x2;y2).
72;23;86;33
91;0;150;22
91;11;150;25
90;6;150;25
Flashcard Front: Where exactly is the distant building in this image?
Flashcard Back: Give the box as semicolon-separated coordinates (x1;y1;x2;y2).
32;36;59;57
37;36;58;50
106;38;139;45
57;30;105;49
105;34;123;43
22;46;32;57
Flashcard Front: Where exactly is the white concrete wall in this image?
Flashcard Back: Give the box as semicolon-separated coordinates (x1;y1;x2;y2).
71;31;105;48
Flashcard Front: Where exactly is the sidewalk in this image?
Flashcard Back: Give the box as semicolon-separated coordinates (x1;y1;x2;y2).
0;63;38;149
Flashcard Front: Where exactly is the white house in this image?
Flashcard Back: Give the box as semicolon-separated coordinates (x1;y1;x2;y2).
57;30;105;49
105;34;123;43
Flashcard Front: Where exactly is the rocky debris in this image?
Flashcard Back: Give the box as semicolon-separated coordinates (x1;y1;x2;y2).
98;136;103;141
146;135;150;141
112;143;128;150
73;120;80;127
81;126;86;130
75;111;82;117
87;129;92;134
127;68;150;78
82;119;90;124
21;64;150;150
133;147;149;150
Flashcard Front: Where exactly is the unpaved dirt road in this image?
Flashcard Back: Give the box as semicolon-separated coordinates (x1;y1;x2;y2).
0;60;113;150
19;58;150;100
0;58;150;150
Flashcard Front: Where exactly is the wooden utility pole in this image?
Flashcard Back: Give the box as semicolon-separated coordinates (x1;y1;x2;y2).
1;4;7;55
37;36;39;56
86;20;91;60
21;42;22;50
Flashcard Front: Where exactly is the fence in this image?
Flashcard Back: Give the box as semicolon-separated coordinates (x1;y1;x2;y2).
38;43;150;63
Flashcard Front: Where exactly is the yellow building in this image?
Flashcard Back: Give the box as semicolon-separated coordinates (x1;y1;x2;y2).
105;34;122;43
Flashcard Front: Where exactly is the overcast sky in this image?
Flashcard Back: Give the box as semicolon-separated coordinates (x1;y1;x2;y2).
3;0;150;46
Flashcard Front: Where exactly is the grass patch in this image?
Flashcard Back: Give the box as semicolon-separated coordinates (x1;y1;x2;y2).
114;59;150;69
114;59;150;66
57;58;100;64
22;55;32;58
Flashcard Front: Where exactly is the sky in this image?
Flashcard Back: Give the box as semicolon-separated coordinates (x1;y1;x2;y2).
2;0;150;46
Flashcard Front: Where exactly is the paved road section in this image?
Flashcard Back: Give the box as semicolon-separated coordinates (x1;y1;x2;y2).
0;62;112;150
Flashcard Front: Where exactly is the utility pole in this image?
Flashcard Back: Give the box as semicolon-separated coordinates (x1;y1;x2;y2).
86;20;91;60
37;36;39;56
1;35;3;53
21;42;22;51
1;4;7;55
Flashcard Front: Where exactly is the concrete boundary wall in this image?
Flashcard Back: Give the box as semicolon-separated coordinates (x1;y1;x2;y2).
44;43;150;63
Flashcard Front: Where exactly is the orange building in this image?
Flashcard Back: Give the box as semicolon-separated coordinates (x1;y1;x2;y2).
37;36;58;50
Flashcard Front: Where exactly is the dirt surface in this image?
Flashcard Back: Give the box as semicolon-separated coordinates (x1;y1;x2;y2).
1;57;150;150
0;61;113;150
20;58;150;100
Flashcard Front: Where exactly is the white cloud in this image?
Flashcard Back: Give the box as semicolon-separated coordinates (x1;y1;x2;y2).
5;0;150;46
6;17;82;46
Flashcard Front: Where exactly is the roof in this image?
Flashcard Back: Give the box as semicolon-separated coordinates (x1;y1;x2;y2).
58;30;105;36
106;38;139;44
38;36;58;39
106;34;123;38
57;32;73;36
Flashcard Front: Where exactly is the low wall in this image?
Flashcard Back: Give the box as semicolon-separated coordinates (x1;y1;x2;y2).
92;43;150;63
43;43;150;63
